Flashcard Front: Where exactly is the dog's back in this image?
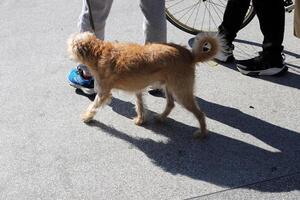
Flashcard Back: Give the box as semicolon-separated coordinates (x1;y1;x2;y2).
110;42;194;72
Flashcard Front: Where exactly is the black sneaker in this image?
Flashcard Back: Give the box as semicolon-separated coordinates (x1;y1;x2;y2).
236;53;288;76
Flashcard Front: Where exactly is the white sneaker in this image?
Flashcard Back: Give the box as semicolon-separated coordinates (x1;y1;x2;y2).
214;44;234;62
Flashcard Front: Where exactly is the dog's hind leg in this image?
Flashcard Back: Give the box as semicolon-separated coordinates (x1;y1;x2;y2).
134;92;146;125
82;91;112;123
188;101;208;139
173;89;208;139
156;87;175;122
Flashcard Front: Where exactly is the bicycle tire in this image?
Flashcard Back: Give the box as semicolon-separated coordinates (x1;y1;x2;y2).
166;0;255;35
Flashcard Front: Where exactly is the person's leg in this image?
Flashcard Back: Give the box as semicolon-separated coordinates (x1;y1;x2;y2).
139;0;167;43
69;0;113;94
139;0;167;96
253;0;285;58
237;0;287;76
215;0;251;62
78;0;113;76
219;0;251;44
78;0;113;40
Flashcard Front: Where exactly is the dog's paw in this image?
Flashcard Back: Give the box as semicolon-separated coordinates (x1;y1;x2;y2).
133;117;145;126
193;129;209;139
81;111;95;123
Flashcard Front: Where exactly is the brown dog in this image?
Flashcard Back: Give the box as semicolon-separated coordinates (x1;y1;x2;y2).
68;32;220;138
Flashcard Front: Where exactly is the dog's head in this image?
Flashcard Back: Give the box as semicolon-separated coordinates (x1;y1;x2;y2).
67;32;99;65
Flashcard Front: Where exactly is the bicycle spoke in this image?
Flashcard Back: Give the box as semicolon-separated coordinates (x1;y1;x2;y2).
203;1;219;31
208;0;211;30
166;0;256;36
185;1;200;25
218;0;227;7
201;1;207;32
192;2;201;29
166;0;186;9
209;1;225;26
209;0;228;8
170;1;200;19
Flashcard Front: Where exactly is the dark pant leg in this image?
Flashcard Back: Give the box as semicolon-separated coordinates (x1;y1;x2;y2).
252;0;285;57
219;0;251;44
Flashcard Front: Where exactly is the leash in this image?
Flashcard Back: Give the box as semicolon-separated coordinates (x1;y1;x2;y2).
86;0;95;32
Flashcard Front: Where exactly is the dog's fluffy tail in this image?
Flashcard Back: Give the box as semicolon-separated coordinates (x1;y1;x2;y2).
192;32;221;63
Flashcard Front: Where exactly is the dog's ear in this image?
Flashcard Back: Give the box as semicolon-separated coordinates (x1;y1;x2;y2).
67;32;97;62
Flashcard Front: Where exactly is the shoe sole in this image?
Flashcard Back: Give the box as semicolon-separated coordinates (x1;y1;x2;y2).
237;65;288;76
69;81;96;95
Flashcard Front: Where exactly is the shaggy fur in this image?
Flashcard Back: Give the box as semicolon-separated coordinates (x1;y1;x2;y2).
68;32;220;138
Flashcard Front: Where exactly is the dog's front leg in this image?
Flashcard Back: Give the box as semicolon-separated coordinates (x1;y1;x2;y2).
134;92;146;125
81;92;112;123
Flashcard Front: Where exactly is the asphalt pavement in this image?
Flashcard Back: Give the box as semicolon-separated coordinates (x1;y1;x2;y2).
0;0;299;199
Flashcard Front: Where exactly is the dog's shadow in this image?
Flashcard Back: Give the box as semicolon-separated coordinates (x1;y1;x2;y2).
87;96;300;192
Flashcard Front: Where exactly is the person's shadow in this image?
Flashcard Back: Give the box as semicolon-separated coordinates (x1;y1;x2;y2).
87;96;300;192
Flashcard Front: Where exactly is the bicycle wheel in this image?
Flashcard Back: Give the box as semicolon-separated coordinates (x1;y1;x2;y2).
166;0;255;35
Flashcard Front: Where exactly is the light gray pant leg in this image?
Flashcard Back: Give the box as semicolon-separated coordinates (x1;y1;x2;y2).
139;0;167;43
77;0;113;75
140;0;166;90
78;0;113;39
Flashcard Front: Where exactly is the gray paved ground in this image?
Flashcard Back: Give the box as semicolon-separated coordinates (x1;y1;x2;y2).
0;0;299;200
